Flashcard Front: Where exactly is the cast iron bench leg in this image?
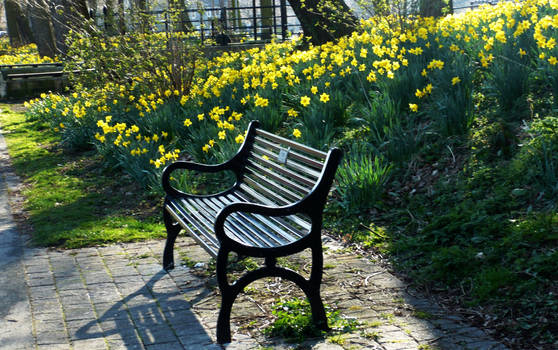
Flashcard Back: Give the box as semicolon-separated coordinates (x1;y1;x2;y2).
215;244;330;344
163;207;181;270
217;247;234;343
308;243;329;331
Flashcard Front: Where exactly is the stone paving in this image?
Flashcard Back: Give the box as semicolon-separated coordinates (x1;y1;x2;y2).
3;236;511;350
0;125;510;350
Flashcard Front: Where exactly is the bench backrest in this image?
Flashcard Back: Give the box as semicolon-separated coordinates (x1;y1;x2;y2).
233;121;342;217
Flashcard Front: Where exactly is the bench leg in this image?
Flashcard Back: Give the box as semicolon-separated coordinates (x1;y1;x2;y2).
308;243;329;331
216;247;234;344
214;244;330;344
217;292;235;344
306;285;329;331
163;209;181;270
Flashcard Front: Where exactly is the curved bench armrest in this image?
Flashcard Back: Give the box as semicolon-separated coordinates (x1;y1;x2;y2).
214;201;303;242
162;120;261;198
162;160;238;197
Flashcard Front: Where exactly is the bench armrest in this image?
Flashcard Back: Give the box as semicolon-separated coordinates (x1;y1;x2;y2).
214;201;303;242
162;160;238;197
162;120;262;198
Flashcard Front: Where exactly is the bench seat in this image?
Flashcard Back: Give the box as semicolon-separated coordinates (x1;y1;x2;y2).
166;193;310;256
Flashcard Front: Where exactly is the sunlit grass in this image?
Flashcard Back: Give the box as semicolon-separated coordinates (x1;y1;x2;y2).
0;104;164;248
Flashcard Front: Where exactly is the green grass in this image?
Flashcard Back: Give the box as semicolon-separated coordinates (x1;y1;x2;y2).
263;297;360;343
0;104;165;248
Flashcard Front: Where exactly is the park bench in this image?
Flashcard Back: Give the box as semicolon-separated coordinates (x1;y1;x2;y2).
161;120;343;343
0;63;92;99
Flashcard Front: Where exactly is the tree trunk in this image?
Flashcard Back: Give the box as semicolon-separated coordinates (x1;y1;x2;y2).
287;0;357;45
420;0;445;17
261;0;272;40
75;0;89;17
48;0;89;56
5;0;34;47
88;0;97;14
28;0;58;57
117;0;125;34
168;0;193;33
50;0;69;55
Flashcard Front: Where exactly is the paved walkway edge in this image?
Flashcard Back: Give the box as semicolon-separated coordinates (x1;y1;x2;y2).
0;127;35;350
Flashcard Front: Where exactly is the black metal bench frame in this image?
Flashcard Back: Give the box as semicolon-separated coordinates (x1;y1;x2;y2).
161;120;342;343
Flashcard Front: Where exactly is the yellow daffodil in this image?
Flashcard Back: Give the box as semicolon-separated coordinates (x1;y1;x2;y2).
300;96;311;107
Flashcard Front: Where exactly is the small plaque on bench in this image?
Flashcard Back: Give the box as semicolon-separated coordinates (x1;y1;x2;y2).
277;147;290;164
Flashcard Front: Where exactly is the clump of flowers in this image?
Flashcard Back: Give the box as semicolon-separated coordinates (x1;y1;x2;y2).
23;0;558;189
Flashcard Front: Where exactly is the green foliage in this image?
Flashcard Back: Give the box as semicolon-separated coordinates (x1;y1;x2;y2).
263;298;324;342
485;38;532;121
263;298;359;343
169;169;237;196
392;149;557;343
412;310;435;320
336;144;392;212
512;116;558;202
428;55;474;136
348;92;423;163
66;25;203;97
472;266;516;302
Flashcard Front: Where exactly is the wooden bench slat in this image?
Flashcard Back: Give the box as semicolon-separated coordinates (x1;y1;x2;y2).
166;202;219;257
238;182;289;207
252;144;323;178
186;197;267;248
245;161;313;194
229;212;287;247
244;171;304;203
254;136;324;169
179;198;219;234
255;129;328;159
243;176;301;204
232;192;312;232
249;155;317;188
173;199;220;246
219;195;303;243
200;197;278;248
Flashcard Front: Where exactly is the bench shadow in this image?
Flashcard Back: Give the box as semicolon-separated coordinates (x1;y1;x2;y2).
76;270;214;348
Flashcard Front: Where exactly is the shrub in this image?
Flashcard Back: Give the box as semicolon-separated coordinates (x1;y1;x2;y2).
336;144;392;212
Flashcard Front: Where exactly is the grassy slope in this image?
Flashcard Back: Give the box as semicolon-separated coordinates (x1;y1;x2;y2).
326;88;558;346
0;104;165;248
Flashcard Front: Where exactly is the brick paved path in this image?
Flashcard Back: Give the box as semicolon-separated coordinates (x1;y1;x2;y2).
0;129;509;350
3;238;510;350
